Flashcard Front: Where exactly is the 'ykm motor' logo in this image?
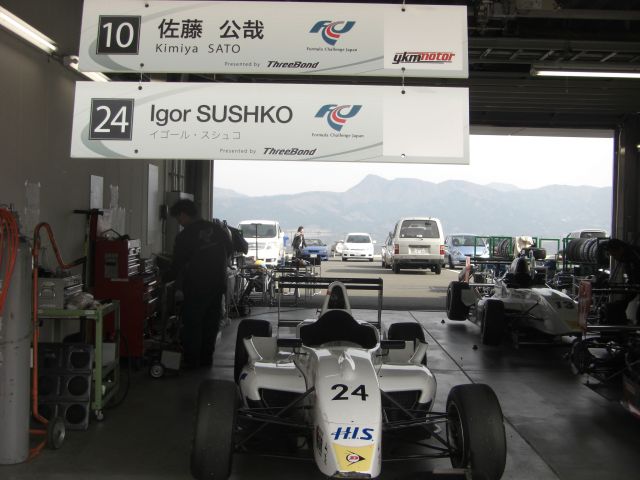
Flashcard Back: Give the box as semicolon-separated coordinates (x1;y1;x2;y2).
309;20;355;45
315;104;362;132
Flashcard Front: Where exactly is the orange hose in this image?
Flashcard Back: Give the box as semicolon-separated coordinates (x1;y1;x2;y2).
27;441;46;460
0;209;19;316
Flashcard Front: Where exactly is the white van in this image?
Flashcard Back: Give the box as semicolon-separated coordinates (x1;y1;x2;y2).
342;232;375;262
238;220;284;267
566;228;608;239
389;217;445;274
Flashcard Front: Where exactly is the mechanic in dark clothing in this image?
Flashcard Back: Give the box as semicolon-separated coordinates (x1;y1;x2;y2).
168;199;232;368
603;238;640;324
607;238;640;285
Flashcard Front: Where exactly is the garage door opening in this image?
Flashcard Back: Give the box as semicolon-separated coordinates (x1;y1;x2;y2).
213;133;614;309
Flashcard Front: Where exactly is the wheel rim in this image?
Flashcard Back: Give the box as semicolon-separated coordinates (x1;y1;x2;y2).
447;403;466;467
49;418;66;449
150;364;164;377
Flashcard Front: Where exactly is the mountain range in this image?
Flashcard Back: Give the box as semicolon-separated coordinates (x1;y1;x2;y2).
213;175;612;246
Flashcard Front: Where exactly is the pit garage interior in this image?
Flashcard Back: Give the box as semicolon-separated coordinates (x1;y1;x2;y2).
1;1;640;480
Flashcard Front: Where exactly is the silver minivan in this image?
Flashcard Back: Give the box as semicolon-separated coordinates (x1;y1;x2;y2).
389;217;445;274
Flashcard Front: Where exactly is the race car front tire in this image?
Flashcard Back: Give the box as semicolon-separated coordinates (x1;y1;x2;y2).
446;281;470;320
234;319;272;383
480;300;505;346
191;379;238;480
446;384;506;480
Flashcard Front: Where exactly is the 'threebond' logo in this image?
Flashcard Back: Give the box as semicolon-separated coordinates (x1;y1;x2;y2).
315;104;362;132
309;20;355;45
392;51;456;64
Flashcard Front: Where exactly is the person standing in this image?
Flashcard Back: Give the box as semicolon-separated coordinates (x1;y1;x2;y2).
607;238;640;285
595;238;640;325
292;226;307;258
168;199;232;368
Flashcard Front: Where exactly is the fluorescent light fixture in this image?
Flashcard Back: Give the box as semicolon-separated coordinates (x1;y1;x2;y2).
80;71;111;82
0;6;56;54
64;56;110;82
531;65;640;79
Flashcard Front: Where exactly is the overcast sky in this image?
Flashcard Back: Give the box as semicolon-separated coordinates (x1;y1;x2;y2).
213;134;614;197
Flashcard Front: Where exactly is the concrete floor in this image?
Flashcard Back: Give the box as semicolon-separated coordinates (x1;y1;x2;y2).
3;306;640;480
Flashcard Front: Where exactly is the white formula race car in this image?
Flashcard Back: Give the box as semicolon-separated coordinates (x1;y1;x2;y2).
446;256;581;345
191;282;507;480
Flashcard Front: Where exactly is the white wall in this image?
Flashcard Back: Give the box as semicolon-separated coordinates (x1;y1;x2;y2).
0;22;165;263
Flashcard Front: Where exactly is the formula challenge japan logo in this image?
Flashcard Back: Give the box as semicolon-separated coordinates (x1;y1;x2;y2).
315;104;362;132
309;20;355;45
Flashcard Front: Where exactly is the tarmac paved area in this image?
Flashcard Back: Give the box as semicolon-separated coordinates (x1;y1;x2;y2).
276;257;460;311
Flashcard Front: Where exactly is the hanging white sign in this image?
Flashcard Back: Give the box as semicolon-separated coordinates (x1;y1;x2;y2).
78;0;468;78
70;82;469;164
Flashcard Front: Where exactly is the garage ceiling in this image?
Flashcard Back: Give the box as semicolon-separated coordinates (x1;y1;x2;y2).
154;0;640;130
463;0;640;128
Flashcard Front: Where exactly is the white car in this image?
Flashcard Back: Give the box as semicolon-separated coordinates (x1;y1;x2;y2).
565;228;608;240
238;219;285;267
342;232;375;262
191;282;507;480
446;255;581;346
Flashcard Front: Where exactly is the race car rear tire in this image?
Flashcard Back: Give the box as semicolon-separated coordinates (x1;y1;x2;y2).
388;322;426;343
480;300;505;346
446;384;506;480
446;281;470;320
191;380;238;480
234;319;272;383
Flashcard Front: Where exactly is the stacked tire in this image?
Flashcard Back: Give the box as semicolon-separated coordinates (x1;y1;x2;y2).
566;238;608;266
494;239;512;259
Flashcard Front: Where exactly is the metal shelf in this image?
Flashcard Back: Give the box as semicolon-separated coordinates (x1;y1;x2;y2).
38;301;121;416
